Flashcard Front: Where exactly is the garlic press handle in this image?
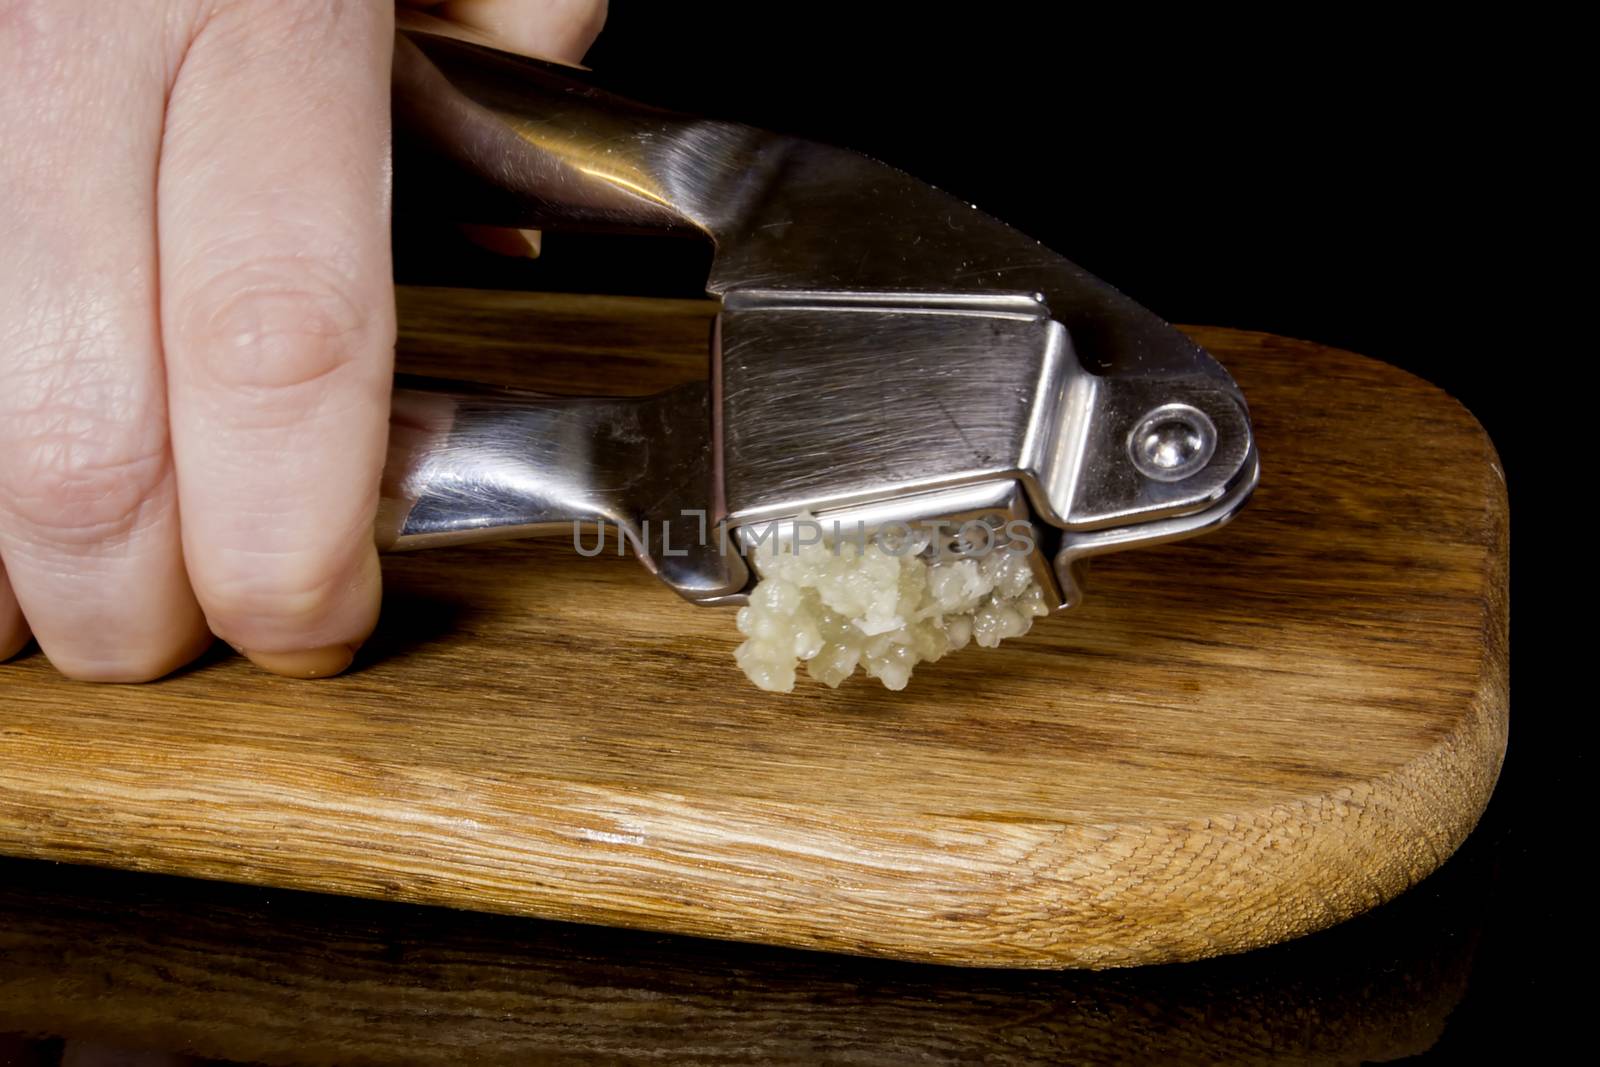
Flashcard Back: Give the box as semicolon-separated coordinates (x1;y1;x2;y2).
392;30;707;235
392;28;1244;387
377;379;747;604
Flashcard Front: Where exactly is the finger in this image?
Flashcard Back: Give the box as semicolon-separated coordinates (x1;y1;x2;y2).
0;4;211;681
460;224;542;257
411;0;608;62
0;562;30;662
160;0;396;678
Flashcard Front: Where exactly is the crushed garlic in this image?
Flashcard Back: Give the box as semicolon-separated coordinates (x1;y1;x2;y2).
733;518;1049;692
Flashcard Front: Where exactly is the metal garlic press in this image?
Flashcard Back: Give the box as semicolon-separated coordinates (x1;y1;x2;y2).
378;29;1259;610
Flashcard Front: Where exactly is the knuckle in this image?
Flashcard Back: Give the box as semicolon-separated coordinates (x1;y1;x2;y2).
173;261;382;396
0;406;169;546
12;450;168;543
0;295;171;544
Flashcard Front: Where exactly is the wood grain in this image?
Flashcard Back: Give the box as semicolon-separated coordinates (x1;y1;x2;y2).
0;288;1509;969
0;847;1490;1065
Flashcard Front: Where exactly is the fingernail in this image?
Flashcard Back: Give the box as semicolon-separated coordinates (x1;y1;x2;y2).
240;644;357;679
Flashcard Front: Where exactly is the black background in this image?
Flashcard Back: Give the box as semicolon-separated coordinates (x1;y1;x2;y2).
405;3;1529;483
396;4;1546;1057
0;5;1558;1063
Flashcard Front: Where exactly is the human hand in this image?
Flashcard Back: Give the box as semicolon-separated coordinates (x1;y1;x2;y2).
0;0;606;679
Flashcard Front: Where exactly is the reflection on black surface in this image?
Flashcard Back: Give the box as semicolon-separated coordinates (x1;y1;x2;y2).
0;788;1507;1067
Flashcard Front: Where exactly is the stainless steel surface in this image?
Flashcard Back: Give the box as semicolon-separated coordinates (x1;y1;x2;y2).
714;290;1071;526
735;481;1064;609
1055;449;1261;608
380;378;746;603
384;27;1260;609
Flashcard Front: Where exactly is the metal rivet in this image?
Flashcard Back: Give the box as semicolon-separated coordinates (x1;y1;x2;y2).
1128;404;1217;482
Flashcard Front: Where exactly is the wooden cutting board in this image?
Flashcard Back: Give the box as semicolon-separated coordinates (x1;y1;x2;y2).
0;288;1508;969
